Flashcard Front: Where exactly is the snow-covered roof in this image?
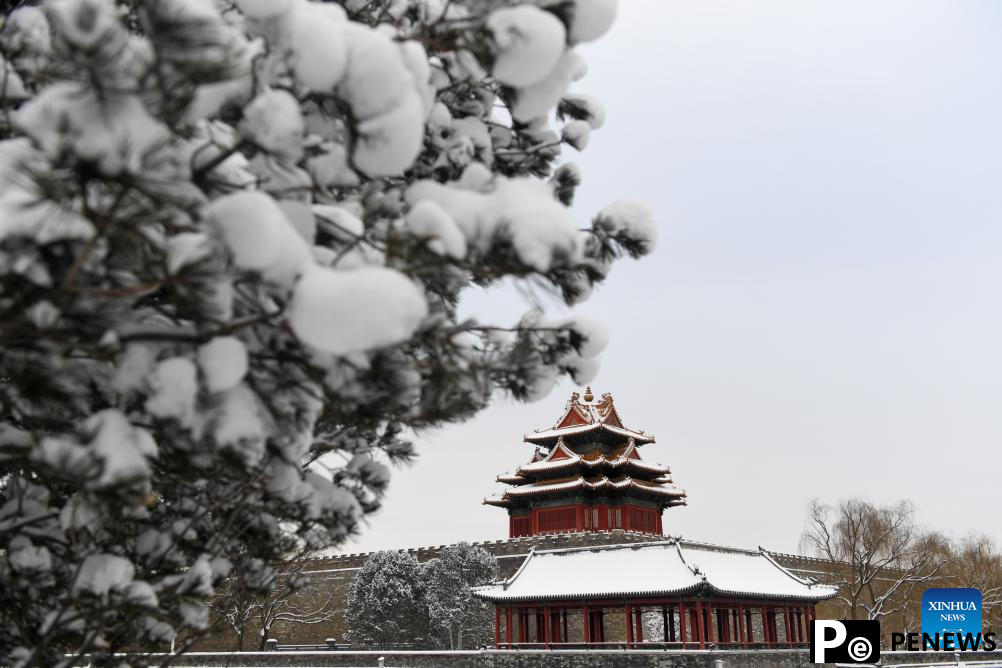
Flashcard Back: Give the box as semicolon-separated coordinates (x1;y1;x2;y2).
502;438;671;481
525;421;654;445
484;475;687;507
523;390;655;445
474;540;838;603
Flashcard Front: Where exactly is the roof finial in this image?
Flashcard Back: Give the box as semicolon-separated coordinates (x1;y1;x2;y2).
583;386;594;402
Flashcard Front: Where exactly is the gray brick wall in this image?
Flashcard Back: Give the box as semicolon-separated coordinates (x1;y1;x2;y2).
196;531;834;651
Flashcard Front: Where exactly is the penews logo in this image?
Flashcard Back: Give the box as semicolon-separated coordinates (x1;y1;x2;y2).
811;620;881;664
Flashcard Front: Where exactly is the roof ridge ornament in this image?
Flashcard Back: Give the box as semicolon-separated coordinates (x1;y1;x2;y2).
583;386;593;402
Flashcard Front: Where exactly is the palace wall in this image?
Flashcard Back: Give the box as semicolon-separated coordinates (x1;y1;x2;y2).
197;531;837;651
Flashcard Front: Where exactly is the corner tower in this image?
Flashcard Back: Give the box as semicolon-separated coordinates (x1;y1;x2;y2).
485;388;686;538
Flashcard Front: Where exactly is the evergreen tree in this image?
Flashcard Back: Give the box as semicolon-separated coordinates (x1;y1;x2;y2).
0;0;654;664
345;551;429;647
422;542;498;650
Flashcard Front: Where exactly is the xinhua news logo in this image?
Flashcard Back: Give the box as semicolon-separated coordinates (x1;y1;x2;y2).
887;587;997;651
922;587;981;649
811;620;881;664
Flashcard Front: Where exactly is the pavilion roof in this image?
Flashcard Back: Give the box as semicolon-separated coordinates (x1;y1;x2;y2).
524;389;654;445
499;438;671;484
483;475;687;507
473;540;838;603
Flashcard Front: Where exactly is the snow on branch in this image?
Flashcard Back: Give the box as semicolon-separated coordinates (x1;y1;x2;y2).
0;0;649;662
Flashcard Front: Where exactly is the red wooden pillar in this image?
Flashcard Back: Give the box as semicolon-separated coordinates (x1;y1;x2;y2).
625;603;633;649
583;604;591;644
678;602;688;648
495;608;501;648
720;609;729;643
662;606;670;643
760;606;770;645
706;604;716;644
506;607;513;647
635;607;644;643
517;608;525;643
543;606;551;648
737;606;746;645
656;512;663;535
695;603;705;649
806;607;815;642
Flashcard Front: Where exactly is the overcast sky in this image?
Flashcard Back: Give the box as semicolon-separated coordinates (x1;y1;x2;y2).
348;0;1002;556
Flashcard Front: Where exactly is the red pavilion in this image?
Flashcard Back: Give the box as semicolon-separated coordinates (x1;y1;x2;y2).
485;387;687;538
477;388;837;649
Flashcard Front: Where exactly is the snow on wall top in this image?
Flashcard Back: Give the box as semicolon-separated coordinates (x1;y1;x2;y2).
474;540;838;603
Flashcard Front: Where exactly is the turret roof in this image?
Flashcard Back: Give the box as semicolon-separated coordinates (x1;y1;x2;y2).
496;438;672;485
524;389;654;445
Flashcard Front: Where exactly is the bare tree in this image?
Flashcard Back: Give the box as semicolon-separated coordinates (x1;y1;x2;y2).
212;552;345;650
802;498;952;624
949;534;1002;632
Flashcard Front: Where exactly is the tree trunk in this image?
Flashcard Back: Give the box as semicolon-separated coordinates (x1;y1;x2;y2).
457;627;463;651
258;626;270;651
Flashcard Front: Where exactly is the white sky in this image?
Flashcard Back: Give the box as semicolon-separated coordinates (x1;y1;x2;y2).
347;0;1002;555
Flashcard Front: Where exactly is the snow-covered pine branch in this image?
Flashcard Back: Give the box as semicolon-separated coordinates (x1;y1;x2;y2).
0;0;652;663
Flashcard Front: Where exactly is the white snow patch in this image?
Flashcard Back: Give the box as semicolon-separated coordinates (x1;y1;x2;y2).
404;199;466;259
511;51;587;122
595;200;657;254
145;357;198;426
212;384;267;465
488;6;566;88
73;553;135;597
47;0;119;51
568;0;618;43
241;89;304;160
406;177;581;272
14;84;167;175
313;204;364;239
166;232;215;274
235;0;291;18
205;191;311;285
288;265;428;355
561;120;591;150
86;409;158;486
112;344;157;395
198;337;248;393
